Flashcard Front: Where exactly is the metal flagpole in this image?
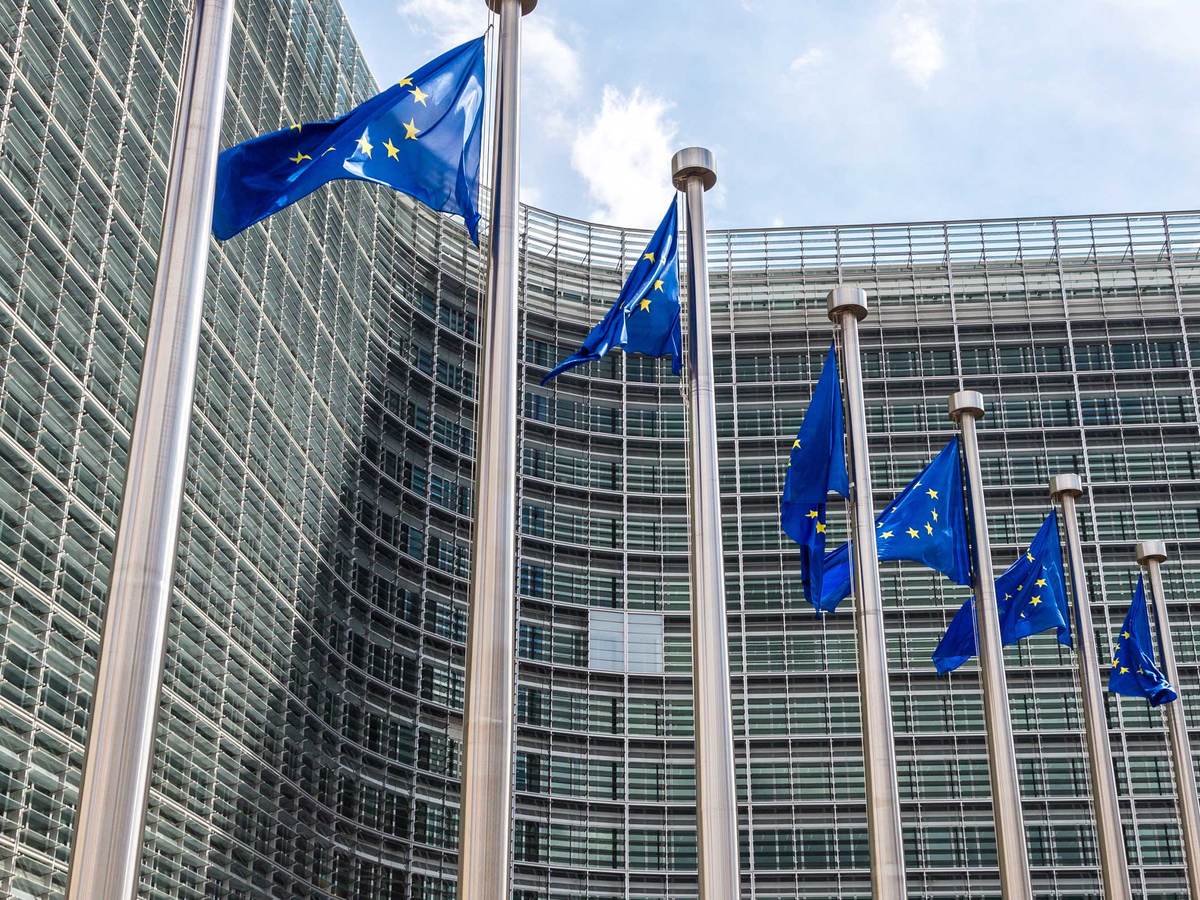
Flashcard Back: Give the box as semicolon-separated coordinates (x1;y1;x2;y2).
1050;475;1131;900
671;146;741;900
64;2;235;897
456;2;533;898
1135;540;1200;897
827;286;906;899
949;390;1033;900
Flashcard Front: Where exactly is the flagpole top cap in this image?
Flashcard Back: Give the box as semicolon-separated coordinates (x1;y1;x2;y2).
486;0;538;14
948;390;985;420
826;285;869;322
1136;540;1168;565
1049;473;1083;498
671;147;717;192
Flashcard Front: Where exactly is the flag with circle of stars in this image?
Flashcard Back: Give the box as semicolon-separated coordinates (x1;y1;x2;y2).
213;37;485;243
540;201;682;384
932;510;1072;674
780;344;849;613
1108;574;1178;706
875;437;971;586
808;438;971;615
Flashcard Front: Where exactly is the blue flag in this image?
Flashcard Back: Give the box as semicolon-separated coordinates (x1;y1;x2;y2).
1109;575;1178;706
541;202;682;383
213;38;485;243
817;542;852;613
876;438;971;586
932;511;1072;674
780;344;849;612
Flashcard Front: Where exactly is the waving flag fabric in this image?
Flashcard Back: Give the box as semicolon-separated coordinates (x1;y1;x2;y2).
541;202;682;383
1109;575;1178;706
214;37;485;242
932;511;1072;674
780;345;849;612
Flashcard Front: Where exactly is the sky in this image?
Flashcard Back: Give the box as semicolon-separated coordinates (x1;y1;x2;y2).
339;0;1200;231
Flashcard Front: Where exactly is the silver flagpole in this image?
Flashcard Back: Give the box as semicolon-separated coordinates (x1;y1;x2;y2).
456;2;533;898
1050;475;1131;900
671;146;741;899
949;391;1033;900
827;286;906;899
64;2;235;897
1135;540;1200;896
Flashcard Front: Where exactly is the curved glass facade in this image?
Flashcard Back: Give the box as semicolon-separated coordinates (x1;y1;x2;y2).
1;1;1198;898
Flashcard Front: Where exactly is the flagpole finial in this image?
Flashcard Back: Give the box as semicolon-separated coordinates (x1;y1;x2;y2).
1049;473;1082;498
671;146;716;191
1136;540;1168;565
485;0;537;13
948;389;985;420
826;284;868;322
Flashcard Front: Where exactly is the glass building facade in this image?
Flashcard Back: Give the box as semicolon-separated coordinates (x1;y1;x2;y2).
0;1;1198;898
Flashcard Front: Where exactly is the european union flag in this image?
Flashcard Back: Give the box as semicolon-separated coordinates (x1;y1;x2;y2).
876;438;971;586
932;511;1072;674
1109;575;1178;706
780;345;849;612
541;202;682;383
213;37;485;243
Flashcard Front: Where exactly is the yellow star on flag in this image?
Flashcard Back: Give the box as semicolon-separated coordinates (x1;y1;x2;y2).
403;118;420;140
932;509;939;522
924;522;933;535
355;134;373;157
289;122;302;132
926;488;939;499
1029;595;1042;606
1119;666;1129;675
1026;551;1035;562
881;531;894;539
639;297;651;311
384;138;400;160
816;522;827;533
1122;630;1130;640
643;252;655;262
1035;578;1047;587
906;527;920;539
653;278;664;291
321;146;336;156
398;76;414;87
289;152;311;164
792;439;801;449
410;85;429;105
806;509;819;519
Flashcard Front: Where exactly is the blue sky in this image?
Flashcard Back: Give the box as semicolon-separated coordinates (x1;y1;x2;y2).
340;0;1200;230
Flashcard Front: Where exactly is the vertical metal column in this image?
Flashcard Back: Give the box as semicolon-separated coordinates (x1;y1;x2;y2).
64;2;235;897
671;146;741;900
949;391;1033;900
456;2;534;898
1050;475;1131;900
827;286;906;899
1136;540;1200;897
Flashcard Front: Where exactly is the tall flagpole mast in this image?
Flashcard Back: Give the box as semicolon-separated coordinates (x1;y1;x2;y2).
1135;540;1200;897
949;390;1033;900
64;1;235;897
671;146;742;900
456;2;533;898
1050;475;1131;900
827;286;906;899
64;2;235;897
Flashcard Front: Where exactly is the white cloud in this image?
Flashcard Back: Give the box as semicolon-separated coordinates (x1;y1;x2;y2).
887;2;946;88
397;0;581;97
789;47;826;72
571;86;678;228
